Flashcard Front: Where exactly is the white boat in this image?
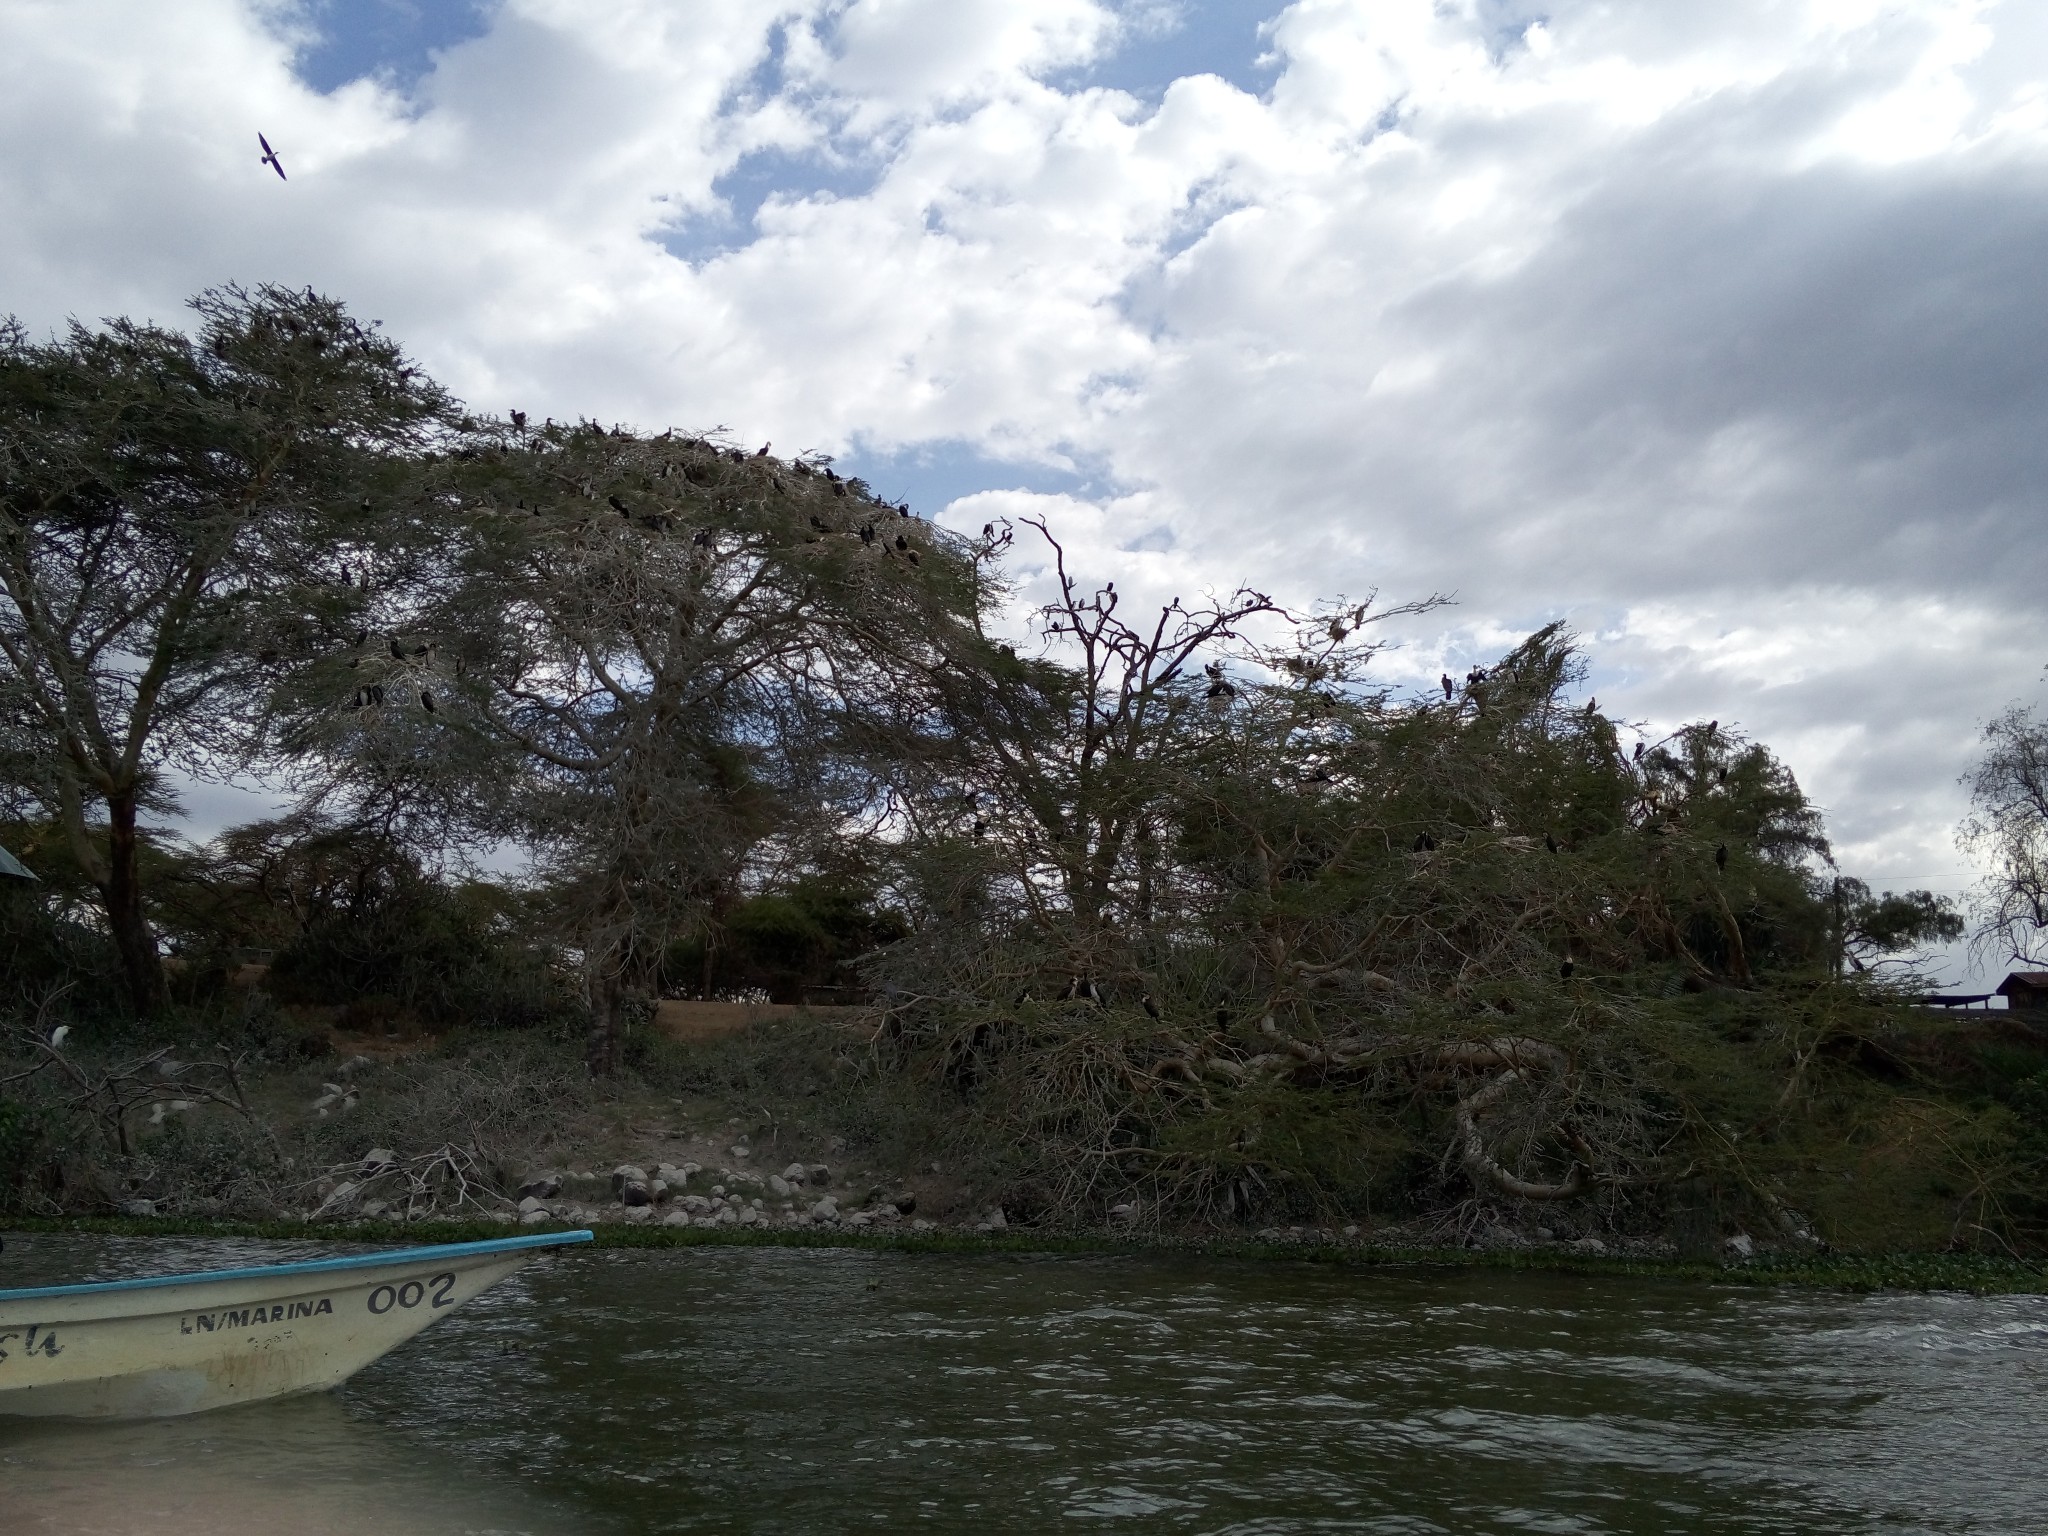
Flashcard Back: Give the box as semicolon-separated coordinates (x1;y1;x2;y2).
0;1229;593;1420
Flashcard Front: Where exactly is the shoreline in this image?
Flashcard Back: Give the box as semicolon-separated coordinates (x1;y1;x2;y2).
8;1215;2047;1295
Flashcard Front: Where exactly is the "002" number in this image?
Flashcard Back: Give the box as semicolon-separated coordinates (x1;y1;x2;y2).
367;1272;457;1314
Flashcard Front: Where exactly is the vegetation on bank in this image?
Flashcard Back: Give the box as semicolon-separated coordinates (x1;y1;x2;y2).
8;1213;2048;1298
6;286;2048;1257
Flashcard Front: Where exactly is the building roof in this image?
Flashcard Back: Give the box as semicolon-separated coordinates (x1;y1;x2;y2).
1996;972;2048;995
0;844;36;881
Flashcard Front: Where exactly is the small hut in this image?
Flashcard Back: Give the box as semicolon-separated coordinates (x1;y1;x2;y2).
1996;972;2048;1012
0;844;36;883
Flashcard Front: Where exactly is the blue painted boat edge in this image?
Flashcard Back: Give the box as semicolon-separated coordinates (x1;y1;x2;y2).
0;1229;595;1302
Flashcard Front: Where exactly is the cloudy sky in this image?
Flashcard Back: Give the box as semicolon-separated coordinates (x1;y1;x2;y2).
4;0;2044;981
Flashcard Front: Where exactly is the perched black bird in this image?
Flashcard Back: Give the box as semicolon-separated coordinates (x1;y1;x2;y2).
906;550;920;567
511;410;527;429
1586;697;1597;712
810;515;828;531
1466;667;1488;685
1633;741;1645;762
1707;719;1719;734
693;529;713;547
367;684;384;705
352;689;364;708
1545;833;1560;854
340;566;353;586
859;524;875;544
898;504;910;517
1441;673;1454;699
421;690;436;713
609;494;630;515
895;533;908;550
388;638;404;659
258;132;286;181
756;442;771;457
983;522;994;539
1715;843;1728;870
1014;989;1035;1007
1559;958;1575;980
1414;832;1436;852
1206;678;1235;701
352;629;367;647
972;818;987;837
1141;994;1162;1020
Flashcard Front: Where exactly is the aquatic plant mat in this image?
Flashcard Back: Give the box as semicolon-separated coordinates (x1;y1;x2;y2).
8;1215;2047;1295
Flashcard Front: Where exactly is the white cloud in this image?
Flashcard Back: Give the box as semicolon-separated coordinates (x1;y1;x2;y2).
3;0;2046;982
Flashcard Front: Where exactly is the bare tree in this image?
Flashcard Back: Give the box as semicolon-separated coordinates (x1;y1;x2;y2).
1963;704;2048;965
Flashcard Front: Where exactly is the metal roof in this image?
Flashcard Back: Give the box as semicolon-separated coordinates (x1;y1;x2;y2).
0;844;36;881
1996;972;2048;992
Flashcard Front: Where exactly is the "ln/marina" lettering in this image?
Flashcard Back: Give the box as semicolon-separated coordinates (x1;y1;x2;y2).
180;1297;332;1333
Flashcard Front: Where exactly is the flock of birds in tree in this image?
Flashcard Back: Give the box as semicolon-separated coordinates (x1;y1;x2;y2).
263;126;1743;994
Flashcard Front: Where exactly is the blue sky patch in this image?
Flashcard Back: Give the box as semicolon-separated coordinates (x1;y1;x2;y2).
290;0;493;96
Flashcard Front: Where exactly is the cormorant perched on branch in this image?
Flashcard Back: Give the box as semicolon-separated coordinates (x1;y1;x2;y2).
421;690;435;713
1633;741;1645;762
756;443;771;456
1545;833;1560;854
1414;832;1436;852
388;639;404;659
895;533;908;550
511;410;526;429
609;494;630;515
1715;843;1728;870
1441;673;1454;699
1559;958;1575;980
1141;994;1162;1020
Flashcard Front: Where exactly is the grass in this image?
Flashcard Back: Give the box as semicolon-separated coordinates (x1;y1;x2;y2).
8;1213;2048;1295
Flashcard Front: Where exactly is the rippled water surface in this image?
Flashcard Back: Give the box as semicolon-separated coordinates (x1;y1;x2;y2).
4;1232;2047;1534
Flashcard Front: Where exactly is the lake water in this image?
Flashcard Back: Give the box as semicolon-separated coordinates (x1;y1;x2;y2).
3;1232;2046;1534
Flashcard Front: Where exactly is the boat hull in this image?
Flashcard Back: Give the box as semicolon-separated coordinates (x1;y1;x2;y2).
0;1231;591;1419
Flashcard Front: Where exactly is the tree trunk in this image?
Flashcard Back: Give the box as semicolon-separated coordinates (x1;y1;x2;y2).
102;790;168;1016
586;973;624;1076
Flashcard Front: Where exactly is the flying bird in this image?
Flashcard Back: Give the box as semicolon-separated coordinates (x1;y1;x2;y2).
258;132;286;181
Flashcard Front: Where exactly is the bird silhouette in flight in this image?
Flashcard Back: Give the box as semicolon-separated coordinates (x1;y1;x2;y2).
258;133;286;181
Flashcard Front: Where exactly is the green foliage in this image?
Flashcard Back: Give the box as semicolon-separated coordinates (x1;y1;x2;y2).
663;876;909;1003
0;1094;55;1214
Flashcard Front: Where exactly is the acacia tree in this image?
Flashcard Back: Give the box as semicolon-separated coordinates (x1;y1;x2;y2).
288;424;993;1072
0;287;450;1012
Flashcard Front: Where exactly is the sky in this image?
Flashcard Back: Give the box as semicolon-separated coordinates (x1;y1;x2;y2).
3;0;2044;984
